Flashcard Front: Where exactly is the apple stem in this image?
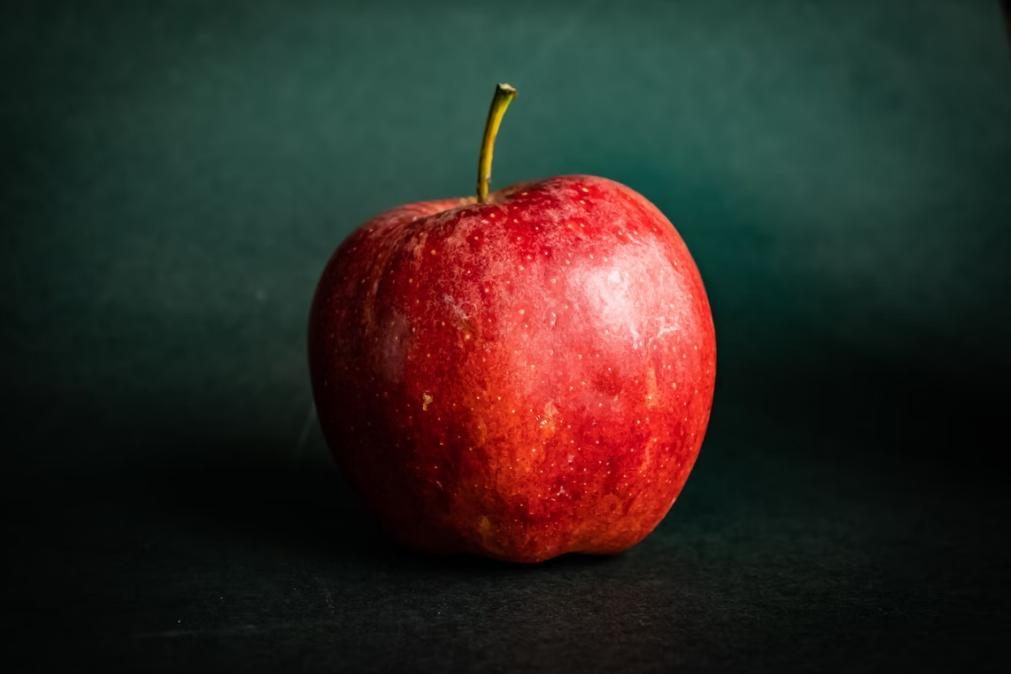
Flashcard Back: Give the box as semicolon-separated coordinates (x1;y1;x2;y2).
476;83;517;203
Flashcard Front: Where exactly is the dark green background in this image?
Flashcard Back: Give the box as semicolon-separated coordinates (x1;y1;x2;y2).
4;1;1010;671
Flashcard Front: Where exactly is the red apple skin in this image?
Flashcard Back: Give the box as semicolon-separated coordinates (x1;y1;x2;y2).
309;175;715;563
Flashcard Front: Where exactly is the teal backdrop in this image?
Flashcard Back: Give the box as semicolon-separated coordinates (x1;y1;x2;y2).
4;1;1010;671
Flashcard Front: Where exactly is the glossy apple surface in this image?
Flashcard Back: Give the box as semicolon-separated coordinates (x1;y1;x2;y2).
309;175;715;562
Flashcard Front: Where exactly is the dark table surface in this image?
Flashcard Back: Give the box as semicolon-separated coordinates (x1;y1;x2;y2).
4;1;1011;671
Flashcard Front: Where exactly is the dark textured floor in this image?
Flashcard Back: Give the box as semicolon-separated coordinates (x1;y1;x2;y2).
6;367;1009;672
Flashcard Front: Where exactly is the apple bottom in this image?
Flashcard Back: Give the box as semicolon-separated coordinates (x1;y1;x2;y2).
324;403;706;564
381;486;690;564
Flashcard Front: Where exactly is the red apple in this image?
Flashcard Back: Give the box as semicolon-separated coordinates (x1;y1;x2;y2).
309;84;716;563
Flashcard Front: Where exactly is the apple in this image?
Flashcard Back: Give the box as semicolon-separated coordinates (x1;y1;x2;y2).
309;84;716;563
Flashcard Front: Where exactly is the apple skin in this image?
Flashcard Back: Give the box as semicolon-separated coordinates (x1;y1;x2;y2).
309;175;715;563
